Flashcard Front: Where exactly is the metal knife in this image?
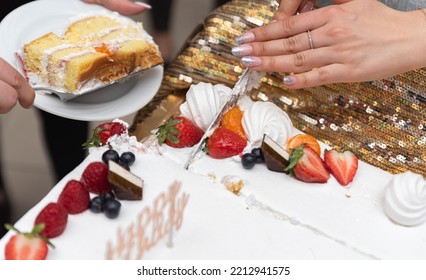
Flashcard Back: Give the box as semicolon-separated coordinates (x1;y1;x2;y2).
183;69;262;169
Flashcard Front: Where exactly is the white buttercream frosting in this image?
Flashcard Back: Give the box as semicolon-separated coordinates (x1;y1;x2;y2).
242;101;294;147
384;171;426;227
179;82;232;131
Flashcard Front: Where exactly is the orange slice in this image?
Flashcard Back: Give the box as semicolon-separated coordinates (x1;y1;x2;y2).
220;106;247;140
286;133;321;155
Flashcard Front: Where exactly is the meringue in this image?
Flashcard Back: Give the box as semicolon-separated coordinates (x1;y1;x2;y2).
179;82;232;131
384;171;426;227
242;101;294;147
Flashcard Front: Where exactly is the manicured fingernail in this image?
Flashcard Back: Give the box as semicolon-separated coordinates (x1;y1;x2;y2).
232;45;253;57
300;1;314;13
235;32;255;44
241;56;261;67
283;76;296;85
134;1;152;9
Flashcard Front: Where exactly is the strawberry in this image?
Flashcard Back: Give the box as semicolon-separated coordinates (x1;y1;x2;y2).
58;180;90;214
156;116;203;148
324;149;358;186
4;224;54;260
34;203;68;238
206;127;247;159
82;121;127;149
81;161;111;194
285;145;330;183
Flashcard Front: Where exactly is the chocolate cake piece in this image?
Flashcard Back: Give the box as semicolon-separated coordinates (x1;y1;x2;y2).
260;134;290;173
108;161;143;200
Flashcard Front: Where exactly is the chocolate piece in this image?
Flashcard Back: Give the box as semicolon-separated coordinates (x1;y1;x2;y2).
108;161;143;200
260;134;290;173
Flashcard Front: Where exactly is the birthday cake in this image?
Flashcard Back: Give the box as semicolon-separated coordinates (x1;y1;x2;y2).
1;83;426;260
20;11;163;94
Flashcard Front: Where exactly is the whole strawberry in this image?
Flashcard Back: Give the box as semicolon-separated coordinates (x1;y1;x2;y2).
285;145;330;183
58;180;90;214
4;224;54;260
34;203;68;238
156;116;203;148
206;127;247;159
81;161;111;194
324;149;358;186
82;121;127;149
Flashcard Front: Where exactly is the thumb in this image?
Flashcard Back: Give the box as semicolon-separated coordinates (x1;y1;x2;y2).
82;0;151;16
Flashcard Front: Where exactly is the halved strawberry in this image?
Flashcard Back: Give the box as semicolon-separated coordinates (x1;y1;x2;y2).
206;127;247;159
324;149;358;186
4;223;54;260
285;145;330;183
156;116;203;148
82;121;127;149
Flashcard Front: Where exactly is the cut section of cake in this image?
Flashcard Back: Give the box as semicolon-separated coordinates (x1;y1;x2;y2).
21;12;163;94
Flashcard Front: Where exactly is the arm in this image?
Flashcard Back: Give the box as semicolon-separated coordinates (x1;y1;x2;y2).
82;0;151;15
0;58;34;114
233;0;426;89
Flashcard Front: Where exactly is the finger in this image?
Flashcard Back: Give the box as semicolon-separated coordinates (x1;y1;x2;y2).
233;29;326;57
237;9;326;44
0;81;18;114
241;47;337;74
0;58;35;109
273;0;316;20
282;64;347;89
83;0;151;16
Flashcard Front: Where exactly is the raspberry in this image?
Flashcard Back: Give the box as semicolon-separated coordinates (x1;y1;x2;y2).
81;161;111;195
58;180;90;214
34;202;68;238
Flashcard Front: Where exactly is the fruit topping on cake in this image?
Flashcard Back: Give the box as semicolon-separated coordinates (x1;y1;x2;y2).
205;127;247;159
4;224;54;260
89;191;122;219
58;180;90;214
260;134;290;173
286;133;321;156
241;148;265;170
220;105;247;140
108;160;143;201
81;161;111;195
285;145;330;183
324;149;359;186
34;202;68;238
83;121;127;149
156;116;203;148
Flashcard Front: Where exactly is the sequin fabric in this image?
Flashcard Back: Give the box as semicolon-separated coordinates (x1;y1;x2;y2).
133;0;426;177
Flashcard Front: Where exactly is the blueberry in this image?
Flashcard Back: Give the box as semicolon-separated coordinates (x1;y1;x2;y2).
242;153;257;169
102;191;115;201
89;196;104;213
120;152;136;166
102;150;120;164
119;162;130;171
103;199;121;219
251;147;265;163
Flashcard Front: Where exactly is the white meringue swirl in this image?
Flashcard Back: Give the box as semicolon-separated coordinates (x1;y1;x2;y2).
384;171;426;227
242;101;294;147
179;82;232;131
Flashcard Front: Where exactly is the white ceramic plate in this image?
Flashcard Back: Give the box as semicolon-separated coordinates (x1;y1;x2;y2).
0;0;163;121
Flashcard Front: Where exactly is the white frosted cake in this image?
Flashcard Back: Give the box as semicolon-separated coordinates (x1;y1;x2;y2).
1;83;425;260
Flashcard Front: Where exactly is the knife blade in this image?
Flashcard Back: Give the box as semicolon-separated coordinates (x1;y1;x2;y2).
183;69;262;169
